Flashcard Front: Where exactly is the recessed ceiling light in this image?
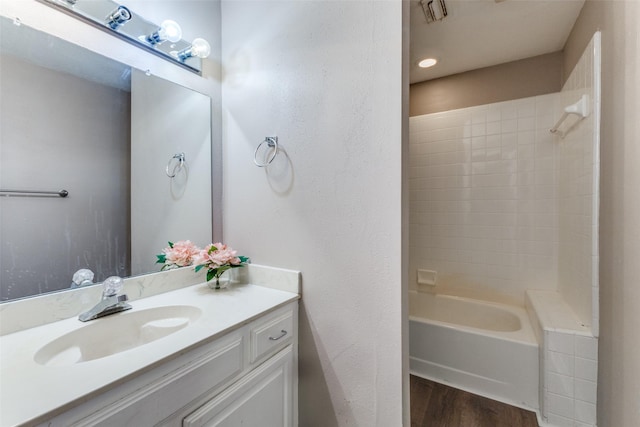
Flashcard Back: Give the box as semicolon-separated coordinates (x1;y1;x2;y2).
418;58;438;68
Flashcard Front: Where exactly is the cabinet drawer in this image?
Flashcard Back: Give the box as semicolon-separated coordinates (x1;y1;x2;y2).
250;309;293;363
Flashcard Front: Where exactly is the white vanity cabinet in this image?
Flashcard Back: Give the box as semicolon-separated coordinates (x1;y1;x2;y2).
37;302;298;427
183;345;294;427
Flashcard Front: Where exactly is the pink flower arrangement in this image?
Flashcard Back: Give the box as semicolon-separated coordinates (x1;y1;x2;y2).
194;243;250;288
156;240;200;270
156;241;249;289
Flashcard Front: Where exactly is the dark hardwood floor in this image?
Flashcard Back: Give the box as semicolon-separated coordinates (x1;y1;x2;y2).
410;375;539;427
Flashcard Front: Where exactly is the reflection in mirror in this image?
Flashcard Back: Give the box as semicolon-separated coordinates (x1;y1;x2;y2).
130;69;212;275
0;16;212;302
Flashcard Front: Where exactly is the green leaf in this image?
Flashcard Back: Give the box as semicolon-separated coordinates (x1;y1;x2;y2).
206;269;215;282
156;254;166;264
195;264;205;273
238;256;250;264
208;245;218;254
168;241;174;248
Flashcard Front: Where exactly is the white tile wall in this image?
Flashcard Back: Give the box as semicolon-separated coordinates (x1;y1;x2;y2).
547;413;575;427
557;32;601;336
537;31;601;427
547;392;574;419
409;94;560;304
526;289;599;426
543;329;598;426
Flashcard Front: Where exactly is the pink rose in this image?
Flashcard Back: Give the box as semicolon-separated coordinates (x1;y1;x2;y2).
163;240;200;267
195;243;241;268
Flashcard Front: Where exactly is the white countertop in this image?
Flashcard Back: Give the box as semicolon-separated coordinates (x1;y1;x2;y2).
0;282;299;427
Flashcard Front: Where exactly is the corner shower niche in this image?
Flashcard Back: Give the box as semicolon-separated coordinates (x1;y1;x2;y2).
408;32;601;427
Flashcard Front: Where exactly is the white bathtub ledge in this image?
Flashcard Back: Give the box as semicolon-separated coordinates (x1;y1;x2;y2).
526;290;591;335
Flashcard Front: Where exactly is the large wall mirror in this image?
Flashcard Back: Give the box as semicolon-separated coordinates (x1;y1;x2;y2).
0;15;212;301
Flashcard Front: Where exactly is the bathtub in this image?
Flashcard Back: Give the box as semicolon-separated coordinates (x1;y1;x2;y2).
409;290;539;411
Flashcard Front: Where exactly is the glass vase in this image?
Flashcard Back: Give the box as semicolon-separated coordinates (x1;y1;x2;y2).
207;270;231;290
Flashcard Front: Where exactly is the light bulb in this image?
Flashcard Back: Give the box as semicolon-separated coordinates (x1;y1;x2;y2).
146;19;182;45
191;38;211;58
159;20;182;43
176;38;211;61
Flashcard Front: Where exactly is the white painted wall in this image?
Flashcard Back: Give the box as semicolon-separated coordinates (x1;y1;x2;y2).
220;1;404;425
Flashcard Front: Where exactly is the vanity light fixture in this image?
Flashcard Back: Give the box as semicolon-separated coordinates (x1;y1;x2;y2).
106;5;131;30
418;58;438;68
145;19;182;45
176;38;211;61
40;0;206;73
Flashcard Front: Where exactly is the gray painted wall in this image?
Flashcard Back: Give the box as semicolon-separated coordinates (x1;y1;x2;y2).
410;52;564;116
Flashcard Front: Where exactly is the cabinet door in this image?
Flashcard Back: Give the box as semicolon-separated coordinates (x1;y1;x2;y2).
184;345;293;427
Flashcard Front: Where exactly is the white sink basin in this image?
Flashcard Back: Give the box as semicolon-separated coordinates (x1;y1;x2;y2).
34;305;202;367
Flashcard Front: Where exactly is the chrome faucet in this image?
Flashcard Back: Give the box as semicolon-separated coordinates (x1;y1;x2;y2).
78;276;132;322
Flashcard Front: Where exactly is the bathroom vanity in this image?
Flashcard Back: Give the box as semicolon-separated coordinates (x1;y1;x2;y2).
0;267;300;427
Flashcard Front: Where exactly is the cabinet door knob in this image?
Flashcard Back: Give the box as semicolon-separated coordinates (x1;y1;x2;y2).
268;330;288;341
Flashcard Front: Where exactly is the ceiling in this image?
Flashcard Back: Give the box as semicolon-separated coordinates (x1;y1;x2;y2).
410;0;585;84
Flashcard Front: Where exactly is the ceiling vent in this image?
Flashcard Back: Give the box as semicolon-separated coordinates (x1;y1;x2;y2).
419;0;448;23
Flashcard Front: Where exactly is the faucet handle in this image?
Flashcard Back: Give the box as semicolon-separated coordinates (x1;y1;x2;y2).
102;276;124;298
71;269;94;288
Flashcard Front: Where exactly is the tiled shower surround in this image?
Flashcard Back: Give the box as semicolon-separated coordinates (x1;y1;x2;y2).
409;93;561;304
409;32;600;427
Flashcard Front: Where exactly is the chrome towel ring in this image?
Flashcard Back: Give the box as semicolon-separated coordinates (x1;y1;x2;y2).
166;152;186;178
253;136;279;167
